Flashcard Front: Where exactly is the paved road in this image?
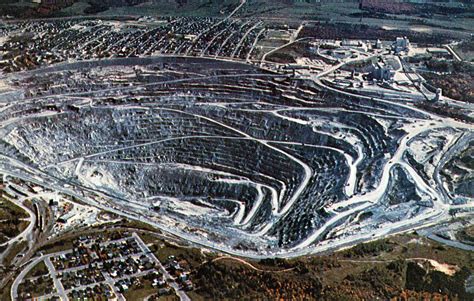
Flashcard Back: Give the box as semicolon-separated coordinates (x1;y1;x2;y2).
10;247;72;300
57;250;144;274
260;37;313;66
12;233;189;301
45;257;68;301
10;256;45;301
0;191;36;252
0;48;472;263
246;27;266;63
10;237;132;300
61;267;155;300
132;233;191;301
427;234;474;252
186;0;247;55
103;272;126;301
433;132;472;204
445;44;462;62
231;21;263;58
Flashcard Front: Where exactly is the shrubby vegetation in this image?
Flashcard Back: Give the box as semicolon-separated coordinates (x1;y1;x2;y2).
406;262;473;299
342;239;395;258
193;260;323;300
422;60;473;103
190;235;474;300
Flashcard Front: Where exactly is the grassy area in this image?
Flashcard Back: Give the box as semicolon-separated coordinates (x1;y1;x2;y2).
337;238;396;259
456;225;474;244
139;232;160;245
25;260;48;278
123;278;156;301
6;213;472;301
0;279;13;301
266;40;318;64
37;226;134;254
465;225;474;238
120;275;180;300
0;198;30;244
151;241;207;270
2;240;27;266
334;234;474;269
137;230;474;300
188;233;474;300
37;223;164;257
157;294;180;301
37;236;75;254
0;220;29;245
119;219;163;233
185;292;205;301
2;223;471;301
0;198;28;219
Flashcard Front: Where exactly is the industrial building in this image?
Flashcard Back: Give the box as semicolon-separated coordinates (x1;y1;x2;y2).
371;62;395;81
394;37;411;54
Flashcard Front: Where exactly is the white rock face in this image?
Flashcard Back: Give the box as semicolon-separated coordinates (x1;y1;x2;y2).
0;56;472;258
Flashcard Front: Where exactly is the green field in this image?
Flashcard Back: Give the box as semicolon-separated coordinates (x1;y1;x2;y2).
2;240;27;266
25;260;49;279
0;198;29;245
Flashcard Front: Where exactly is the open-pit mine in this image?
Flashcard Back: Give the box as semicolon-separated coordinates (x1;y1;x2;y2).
0;17;472;260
